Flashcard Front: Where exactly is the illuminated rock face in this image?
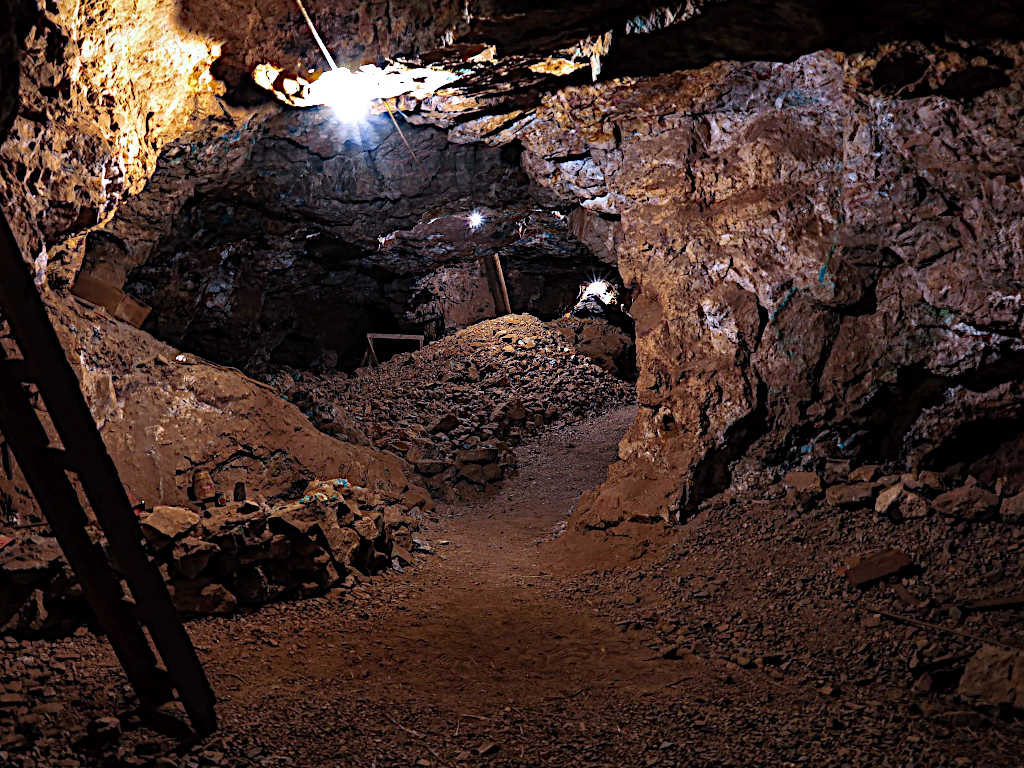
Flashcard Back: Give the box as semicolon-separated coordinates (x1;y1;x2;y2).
0;0;230;272
0;0;474;276
3;0;1023;530
497;44;1024;526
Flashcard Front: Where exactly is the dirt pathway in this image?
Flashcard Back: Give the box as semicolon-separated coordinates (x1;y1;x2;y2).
10;404;1017;766
194;406;732;767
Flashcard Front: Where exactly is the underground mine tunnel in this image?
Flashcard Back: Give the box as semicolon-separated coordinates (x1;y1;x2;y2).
1;0;1024;765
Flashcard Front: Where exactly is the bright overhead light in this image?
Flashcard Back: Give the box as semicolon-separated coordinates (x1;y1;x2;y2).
252;61;460;110
580;279;616;305
315;67;378;124
467;210;486;230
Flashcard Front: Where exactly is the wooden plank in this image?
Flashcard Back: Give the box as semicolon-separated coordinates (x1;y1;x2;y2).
491;253;511;315
366;333;425;344
0;213;216;733
365;337;380;366
363;333;424;368
479;252;503;316
479;252;511;316
70;273;125;313
960;594;1024;613
112;294;152;328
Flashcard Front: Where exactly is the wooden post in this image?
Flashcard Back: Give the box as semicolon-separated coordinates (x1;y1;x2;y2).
479;249;511;316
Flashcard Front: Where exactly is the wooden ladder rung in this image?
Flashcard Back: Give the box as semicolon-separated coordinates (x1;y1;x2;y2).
45;446;74;471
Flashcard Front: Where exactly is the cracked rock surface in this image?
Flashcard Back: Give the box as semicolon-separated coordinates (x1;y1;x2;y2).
445;42;1024;527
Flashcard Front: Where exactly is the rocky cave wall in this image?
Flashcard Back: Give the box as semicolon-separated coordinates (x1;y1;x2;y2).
3;2;1024;533
0;0;699;277
79;108;614;372
473;41;1024;527
1;0;231;274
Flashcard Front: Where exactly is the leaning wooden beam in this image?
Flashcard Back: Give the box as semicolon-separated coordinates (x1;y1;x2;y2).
0;212;216;734
0;354;172;707
479;251;512;316
491;253;512;316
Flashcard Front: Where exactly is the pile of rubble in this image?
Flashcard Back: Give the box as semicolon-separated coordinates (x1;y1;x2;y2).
781;460;1023;529
1;479;428;635
275;314;635;499
564;456;1024;722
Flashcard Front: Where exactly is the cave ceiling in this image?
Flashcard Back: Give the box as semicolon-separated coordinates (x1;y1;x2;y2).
3;0;1022;261
1;0;1023;374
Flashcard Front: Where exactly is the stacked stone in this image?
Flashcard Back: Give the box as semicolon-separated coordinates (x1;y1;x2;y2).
0;479;427;635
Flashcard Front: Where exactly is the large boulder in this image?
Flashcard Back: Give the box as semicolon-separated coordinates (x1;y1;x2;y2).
932;486;1001;522
478;42;1024;525
139;506;200;550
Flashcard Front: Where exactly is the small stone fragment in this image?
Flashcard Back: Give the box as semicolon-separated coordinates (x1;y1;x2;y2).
844;549;914;588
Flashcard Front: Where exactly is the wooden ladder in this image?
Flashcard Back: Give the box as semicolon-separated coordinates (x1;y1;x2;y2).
0;212;216;734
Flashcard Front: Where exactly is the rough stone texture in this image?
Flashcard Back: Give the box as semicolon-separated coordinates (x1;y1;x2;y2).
462;42;1024;527
958;645;1024;710
1;0;234;273
2;478;424;633
0;0;694;282
278;313;634;499
0;4;16;145
139;506;201;550
83;119;609;370
0;295;424;529
176;0;467;88
932;485;1001;522
1001;492;1024;524
549;314;636;379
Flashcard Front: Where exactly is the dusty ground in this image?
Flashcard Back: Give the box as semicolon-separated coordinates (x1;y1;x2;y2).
3;405;1023;767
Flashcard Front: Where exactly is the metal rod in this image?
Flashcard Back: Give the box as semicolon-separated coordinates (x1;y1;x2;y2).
293;0;338;71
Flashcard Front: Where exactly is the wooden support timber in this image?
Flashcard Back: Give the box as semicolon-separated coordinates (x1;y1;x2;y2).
360;332;424;367
0;212;216;734
479;251;512;316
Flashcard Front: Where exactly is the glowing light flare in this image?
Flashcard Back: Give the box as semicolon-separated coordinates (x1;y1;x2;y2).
251;61;461;111
580;279;617;305
316;67;378;124
467;210;486;230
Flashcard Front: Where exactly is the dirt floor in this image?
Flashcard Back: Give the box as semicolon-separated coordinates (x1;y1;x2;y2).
3;405;1023;767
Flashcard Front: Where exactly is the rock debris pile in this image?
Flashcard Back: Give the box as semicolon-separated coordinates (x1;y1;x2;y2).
566;458;1024;728
275;314;635;500
1;480;427;635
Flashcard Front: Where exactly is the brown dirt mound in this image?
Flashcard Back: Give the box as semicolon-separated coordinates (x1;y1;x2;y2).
275;313;635;499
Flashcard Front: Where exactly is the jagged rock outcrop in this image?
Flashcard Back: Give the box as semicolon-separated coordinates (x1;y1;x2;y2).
449;42;1024;527
0;0;696;279
0;0;236;274
0;295;425;528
